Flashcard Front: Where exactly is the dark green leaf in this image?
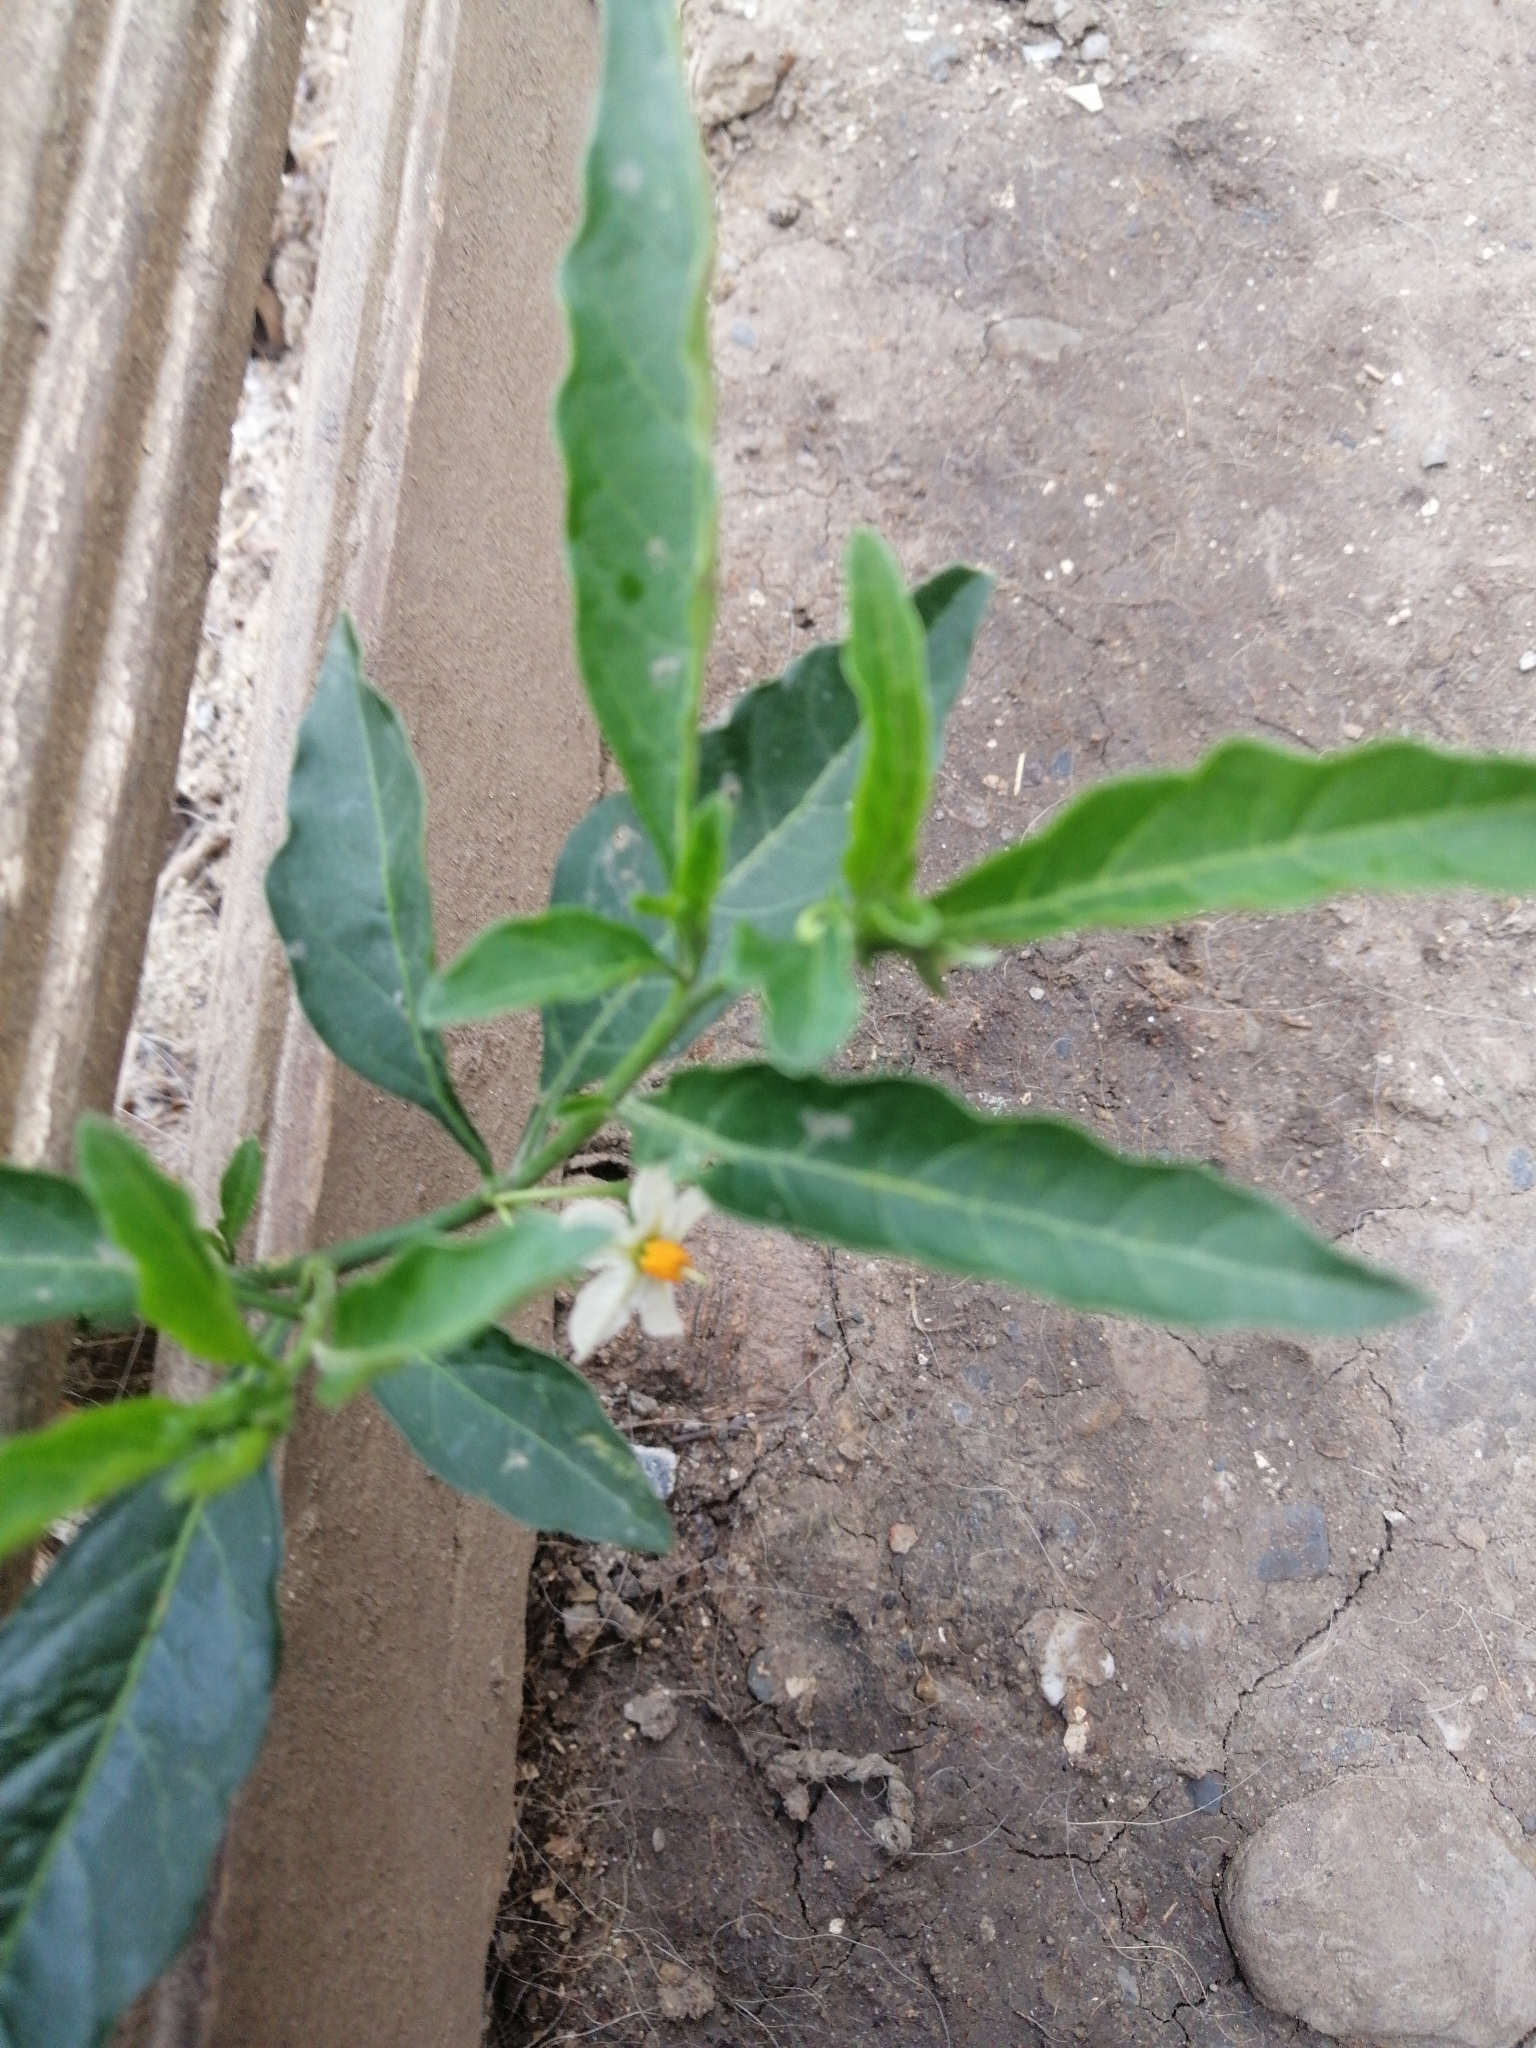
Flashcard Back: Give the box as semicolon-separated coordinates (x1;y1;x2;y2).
216;1136;264;1260
934;738;1536;944
841;529;932;905
0;1167;136;1330
374;1328;672;1551
265;614;490;1170
0;1393;249;1562
542;568;993;1093
626;1066;1426;1335
556;0;715;875
0;1466;281;2048
422;909;671;1028
726;918;863;1075
75;1118;259;1367
321;1213;608;1382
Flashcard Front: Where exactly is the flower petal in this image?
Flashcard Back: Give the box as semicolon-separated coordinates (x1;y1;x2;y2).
561;1197;628;1239
569;1263;638;1362
663;1185;710;1241
628;1165;675;1238
634;1277;684;1341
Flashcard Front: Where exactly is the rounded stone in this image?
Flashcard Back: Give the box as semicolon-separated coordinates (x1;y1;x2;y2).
1223;1763;1536;2048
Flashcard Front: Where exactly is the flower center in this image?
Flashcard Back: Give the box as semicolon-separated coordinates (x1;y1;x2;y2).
637;1237;693;1283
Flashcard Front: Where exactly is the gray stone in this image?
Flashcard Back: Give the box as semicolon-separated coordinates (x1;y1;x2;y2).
1510;1147;1535;1192
988;314;1082;364
1422;437;1450;469
1080;30;1111;61
1223;1764;1536;2048
925;39;962;80
1252;1501;1329;1581
623;1688;678;1742
690;21;794;129
1055;1;1101;45
634;1443;678;1499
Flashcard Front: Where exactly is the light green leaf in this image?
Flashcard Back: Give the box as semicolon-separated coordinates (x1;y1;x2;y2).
320;1213;607;1382
726;917;863;1075
841;529;932;905
0;1466;280;2048
374;1328;672;1552
0;1166;137;1330
216;1136;264;1260
542;567;993;1093
933;738;1536;945
75;1118;259;1367
265;614;489;1170
0;1393;249;1562
422;909;672;1028
556;0;715;875
625;1066;1427;1335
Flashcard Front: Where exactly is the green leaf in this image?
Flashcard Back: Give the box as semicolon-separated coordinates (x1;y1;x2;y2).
0;1393;250;1562
75;1118;259;1367
0;1465;281;2048
422;909;672;1028
625;1066;1427;1335
373;1328;672;1552
542;567;993;1094
841;530;932;905
216;1136;264;1260
556;0;715;876
0;1167;136;1330
320;1213;608;1383
933;738;1536;945
726;917;863;1075
265;614;490;1171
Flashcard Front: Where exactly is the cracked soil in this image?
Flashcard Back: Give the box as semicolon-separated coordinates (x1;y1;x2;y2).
490;1;1536;2041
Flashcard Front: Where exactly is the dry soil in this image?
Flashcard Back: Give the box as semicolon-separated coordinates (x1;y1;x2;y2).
489;2;1536;2043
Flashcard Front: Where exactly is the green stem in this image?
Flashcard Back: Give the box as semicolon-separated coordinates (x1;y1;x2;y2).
242;1186;495;1290
240;980;727;1297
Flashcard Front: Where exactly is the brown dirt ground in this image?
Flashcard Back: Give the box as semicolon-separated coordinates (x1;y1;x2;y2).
488;2;1536;2044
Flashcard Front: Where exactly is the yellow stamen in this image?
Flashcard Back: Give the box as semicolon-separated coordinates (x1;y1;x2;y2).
638;1237;695;1284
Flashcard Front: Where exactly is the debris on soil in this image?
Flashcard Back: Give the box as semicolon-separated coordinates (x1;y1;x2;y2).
887;1520;918;1554
655;1962;717;2021
765;1748;916;1854
623;1689;679;1741
688;13;794;129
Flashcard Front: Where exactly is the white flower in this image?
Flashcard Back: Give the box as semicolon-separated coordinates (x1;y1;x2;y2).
563;1166;709;1364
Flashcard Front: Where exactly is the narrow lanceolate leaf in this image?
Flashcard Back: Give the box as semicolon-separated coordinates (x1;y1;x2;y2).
0;1167;136;1330
726;919;863;1076
841;530;932;905
75;1119;259;1368
422;909;672;1028
216;1136;264;1260
374;1328;672;1552
266;614;490;1170
933;738;1536;945
0;1466;281;2048
542;568;993;1094
0;1394;248;1562
556;0;715;875
320;1214;608;1382
625;1067;1426;1335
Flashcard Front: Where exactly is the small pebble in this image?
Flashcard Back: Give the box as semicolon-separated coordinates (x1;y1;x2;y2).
623;1688;679;1742
1421;439;1449;469
652;1827;667;1854
728;319;758;350
1080;29;1111;60
767;196;800;228
1512;1148;1536;1193
889;1521;919;1554
1064;81;1104;113
1520;651;1536;673
634;1444;678;1499
627;1388;659;1417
